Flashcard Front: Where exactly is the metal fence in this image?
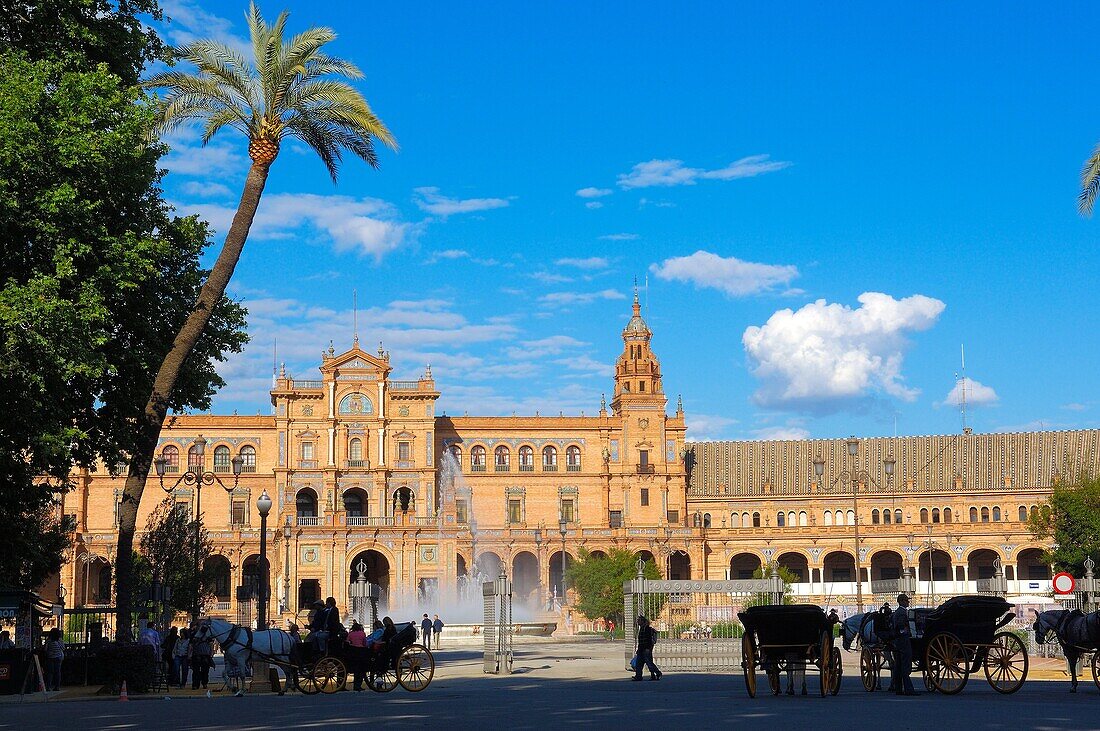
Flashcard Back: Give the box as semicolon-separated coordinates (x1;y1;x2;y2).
623;561;786;672
483;571;513;674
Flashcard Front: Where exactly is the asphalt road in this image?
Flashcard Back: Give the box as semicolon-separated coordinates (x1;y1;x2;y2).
4;642;1098;730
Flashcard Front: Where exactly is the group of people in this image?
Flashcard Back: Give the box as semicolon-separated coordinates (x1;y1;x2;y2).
140;620;216;690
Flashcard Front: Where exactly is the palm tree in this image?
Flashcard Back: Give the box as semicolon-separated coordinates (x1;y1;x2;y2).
1079;142;1100;216
113;1;395;637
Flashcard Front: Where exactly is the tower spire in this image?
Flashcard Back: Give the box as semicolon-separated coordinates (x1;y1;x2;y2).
353;289;359;347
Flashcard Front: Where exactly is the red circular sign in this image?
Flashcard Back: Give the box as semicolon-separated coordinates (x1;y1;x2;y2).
1053;572;1076;594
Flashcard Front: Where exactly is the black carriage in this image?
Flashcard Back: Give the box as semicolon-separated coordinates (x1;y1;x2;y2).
739;605;842;697
857;609;894;692
911;596;1028;694
284;622;434;695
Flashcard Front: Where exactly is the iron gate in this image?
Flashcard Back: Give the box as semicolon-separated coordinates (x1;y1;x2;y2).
624;561;786;672
483;570;513;674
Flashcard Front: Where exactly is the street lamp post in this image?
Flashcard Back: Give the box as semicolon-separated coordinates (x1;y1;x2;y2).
813;439;895;613
256;490;272;629
559;519;568;607
154;434;242;621
282;516;292;614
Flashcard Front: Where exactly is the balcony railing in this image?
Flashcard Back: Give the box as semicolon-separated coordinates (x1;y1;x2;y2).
345;460;367;469
213;601;231;611
367;517;395;527
470;463;486;472
214;464;231;473
299;460;318;469
543;464;558;472
297;516;320;526
389;380;420;390
346;516;369;526
519;464;534;472
495;464;510;472
636;464;655;474
293;380;323;389
240;464;256;473
395;460;413;469
567;463;581;472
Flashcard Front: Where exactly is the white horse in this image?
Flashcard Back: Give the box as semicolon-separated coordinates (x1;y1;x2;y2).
193;618;294;696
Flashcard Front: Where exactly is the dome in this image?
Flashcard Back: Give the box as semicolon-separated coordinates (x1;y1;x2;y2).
623;291;650;336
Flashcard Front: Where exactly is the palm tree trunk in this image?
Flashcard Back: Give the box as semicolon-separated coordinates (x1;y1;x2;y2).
115;159;272;640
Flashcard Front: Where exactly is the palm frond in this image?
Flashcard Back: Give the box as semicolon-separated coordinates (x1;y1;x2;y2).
181;40;258;111
1079;143;1100;216
283;116;342;181
201;107;250;144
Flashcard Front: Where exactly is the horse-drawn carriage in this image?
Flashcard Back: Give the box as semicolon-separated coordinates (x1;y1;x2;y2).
1033;607;1100;693
909;596;1028;694
840;607;894;692
198;618;435;696
738;604;842;697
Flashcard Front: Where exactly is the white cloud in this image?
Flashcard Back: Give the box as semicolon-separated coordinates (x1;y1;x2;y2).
162;126;246;180
585;201;604;209
576;187;612;198
426;249;471;263
1062;402;1088;412
742;292;946;413
531;271;574;284
651;250;799;297
599;233;639;241
176;193;414;260
181;181;234;198
539;289;627;307
506;336;587;360
618;155;791;189
554;354;614;378
556;257;610;270
685;413;739;441
413;187;510;216
939;378;999;408
750;426;812;441
159;0;253;58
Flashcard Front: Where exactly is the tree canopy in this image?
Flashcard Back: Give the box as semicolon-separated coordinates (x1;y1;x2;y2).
1029;473;1100;573
0;0;247;591
565;548;661;624
138;497;215;616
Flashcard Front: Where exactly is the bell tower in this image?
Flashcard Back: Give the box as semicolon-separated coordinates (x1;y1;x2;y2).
610;286;666;415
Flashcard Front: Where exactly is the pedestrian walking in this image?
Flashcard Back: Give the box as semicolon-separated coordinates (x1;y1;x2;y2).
608;618;615;641
631;616;662;682
421;614;433;650
173;629;190;688
190;626;214;690
891;593;919;696
432;615;444;649
44;628;65;691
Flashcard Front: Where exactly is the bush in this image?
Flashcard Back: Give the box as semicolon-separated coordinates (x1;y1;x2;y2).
95;642;156;694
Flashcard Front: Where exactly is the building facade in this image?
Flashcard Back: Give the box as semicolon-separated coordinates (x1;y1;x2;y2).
60;294;1100;621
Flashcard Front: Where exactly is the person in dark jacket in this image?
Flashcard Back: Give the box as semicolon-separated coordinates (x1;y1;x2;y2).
432;615;444;649
421;614;433;650
891;593;919;696
632;616;662;681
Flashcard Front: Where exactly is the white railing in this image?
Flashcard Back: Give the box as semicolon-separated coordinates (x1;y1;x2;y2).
346;516;369;526
389;380;420;390
213;601;231;611
367;517;395;527
297;516;320;526
293;380;323;389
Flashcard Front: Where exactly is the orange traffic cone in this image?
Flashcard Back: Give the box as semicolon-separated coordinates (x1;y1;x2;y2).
119;680;129;701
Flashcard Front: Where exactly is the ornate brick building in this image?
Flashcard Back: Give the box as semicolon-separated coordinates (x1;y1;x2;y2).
60;293;1100;620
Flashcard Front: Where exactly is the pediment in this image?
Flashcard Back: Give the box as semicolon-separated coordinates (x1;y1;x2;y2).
322;347;391;374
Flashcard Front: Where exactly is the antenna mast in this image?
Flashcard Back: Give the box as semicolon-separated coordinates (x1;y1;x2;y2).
353;289;358;346
955;344;969;434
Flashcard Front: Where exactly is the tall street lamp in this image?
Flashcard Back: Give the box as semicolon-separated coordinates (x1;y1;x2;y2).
558;519;568;606
256;490;272;629
813;438;895;613
154;434;242;621
282;515;292;614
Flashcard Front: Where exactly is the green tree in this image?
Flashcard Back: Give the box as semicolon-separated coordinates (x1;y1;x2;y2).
1029;473;1100;573
1080;143;1100;216
138;496;215;616
749;563;799;606
116;1;395;634
565;548;661;625
0;0;246;595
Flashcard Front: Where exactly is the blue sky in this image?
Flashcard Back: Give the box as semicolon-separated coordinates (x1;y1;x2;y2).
154;1;1099;440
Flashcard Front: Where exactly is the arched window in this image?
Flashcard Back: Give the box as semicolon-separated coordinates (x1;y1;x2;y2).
872;509;880;524
494;446;510;471
296;488;318;518
920;508;929;523
894;509;902;524
884;509;893;524
731;512;741;528
213;445;231;472
970;507;978;522
470;446;486;471
824;510;833;526
162;445;179;473
932;508;940;523
981;506;990;522
566;445;581;471
944;507;953;523
1018;506;1027;522
703;513;712;528
776;512;785;527
188;445;203;471
788;511;796;528
992;506;1001;521
518;446;533;471
239;445;256;472
349;438;363;462
343;489;366;518
798;511;808;526
542;446;558;471
835;510;845;526
1030;505;1039;520
752;512;761;528
846;509;855;525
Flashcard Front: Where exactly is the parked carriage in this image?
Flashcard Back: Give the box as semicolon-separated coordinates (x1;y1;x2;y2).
738;605;842;697
839;608;894;692
910;595;1028;694
287;621;435;695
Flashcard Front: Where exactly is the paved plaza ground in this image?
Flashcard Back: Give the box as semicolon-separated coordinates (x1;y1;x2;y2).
3;639;1099;730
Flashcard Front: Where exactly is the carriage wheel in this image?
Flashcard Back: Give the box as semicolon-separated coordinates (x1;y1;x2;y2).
819;632;834;697
311;656;347;694
295;667;321;695
1092;652;1100;693
983;632;1028;694
368;663;399;693
829;647;842;696
741;634;757;698
860;647;878;692
397;645;435;692
926;633;969;695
